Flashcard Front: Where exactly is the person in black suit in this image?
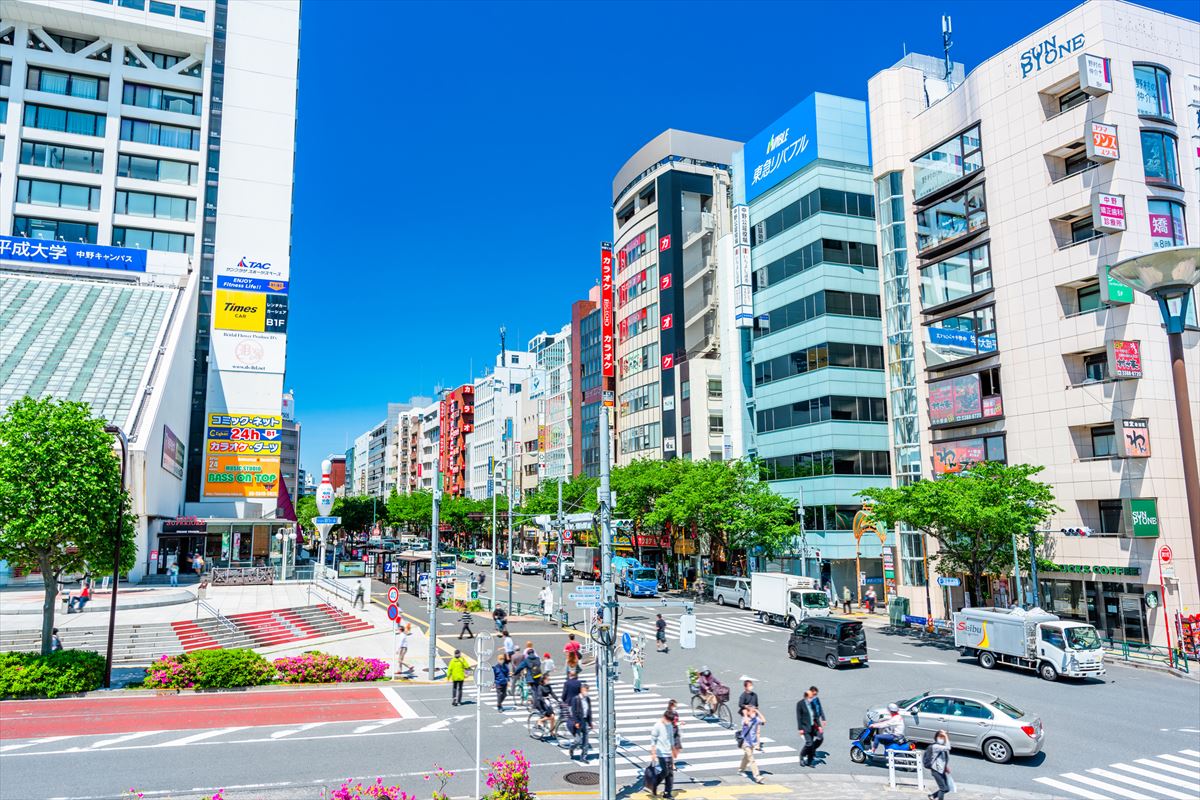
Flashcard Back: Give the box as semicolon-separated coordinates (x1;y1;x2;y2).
796;689;822;767
569;683;594;761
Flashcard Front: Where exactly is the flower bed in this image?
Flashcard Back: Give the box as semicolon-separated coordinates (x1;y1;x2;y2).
145;648;390;690
274;653;389;684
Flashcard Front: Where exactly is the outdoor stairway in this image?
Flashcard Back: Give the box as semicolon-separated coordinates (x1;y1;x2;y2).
0;604;374;664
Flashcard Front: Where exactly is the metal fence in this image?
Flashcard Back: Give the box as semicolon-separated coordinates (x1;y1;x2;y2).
1101;636;1191;673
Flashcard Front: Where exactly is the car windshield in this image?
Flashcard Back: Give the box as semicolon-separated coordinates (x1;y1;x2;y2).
838;623;865;644
801;591;829;608
632;569;656;580
991;697;1025;720
897;693;928;708
1065;626;1102;650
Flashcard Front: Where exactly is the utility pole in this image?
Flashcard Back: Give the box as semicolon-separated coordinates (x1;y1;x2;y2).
428;403;443;680
506;418;514;613
556;478;565;623
597;405;617;800
490;455;498;607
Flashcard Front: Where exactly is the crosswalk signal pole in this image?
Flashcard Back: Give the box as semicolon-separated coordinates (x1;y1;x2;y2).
598;405;617;800
557;478;565;623
429;451;441;679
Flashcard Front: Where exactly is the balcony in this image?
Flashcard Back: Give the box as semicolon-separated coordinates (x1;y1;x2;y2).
683;211;715;251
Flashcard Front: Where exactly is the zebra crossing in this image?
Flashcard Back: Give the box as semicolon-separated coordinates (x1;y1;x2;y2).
1033;749;1200;799
498;676;799;779
618;612;779;641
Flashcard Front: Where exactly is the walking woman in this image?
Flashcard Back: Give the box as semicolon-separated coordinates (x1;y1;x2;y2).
927;729;953;800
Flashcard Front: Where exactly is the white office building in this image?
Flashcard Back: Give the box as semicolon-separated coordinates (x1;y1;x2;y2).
467;350;532;499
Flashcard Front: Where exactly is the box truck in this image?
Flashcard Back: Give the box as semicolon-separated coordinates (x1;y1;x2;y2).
953;606;1105;681
611;556;659;597
750;572;831;627
573;546;600;582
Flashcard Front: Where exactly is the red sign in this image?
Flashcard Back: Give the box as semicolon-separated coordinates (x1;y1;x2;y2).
932;438;986;474
601;245;615;381
634;534;670;549
661;313;673;330
659;235;671;252
388;586;400;603
1159;545;1173;564
660;273;672;290
1109;339;1143;379
661;353;674;370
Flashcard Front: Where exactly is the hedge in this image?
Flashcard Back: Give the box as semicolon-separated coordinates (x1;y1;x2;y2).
0;650;106;698
147;648;389;689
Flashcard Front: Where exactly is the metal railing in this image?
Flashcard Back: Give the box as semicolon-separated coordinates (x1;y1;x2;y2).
197;599;238;634
1101;636;1191;673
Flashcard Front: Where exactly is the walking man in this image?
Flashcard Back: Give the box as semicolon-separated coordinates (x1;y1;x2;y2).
632;646;645;692
796;688;821;767
458;608;475;639
738;705;766;783
447;649;470;706
655;614;668;652
394;622;412;676
738;678;759;714
569;682;593;761
168;561;179;587
492;653;510;711
353;581;366;609
842;585;852;614
649;710;675;799
538;585;553;621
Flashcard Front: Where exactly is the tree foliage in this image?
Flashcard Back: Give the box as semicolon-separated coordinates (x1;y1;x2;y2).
0;397;135;654
519;476;598;516
386;489;433;534
332;495;385;534
856;462;1060;602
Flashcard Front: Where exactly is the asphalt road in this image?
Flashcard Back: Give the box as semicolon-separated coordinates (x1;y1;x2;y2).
2;568;1197;800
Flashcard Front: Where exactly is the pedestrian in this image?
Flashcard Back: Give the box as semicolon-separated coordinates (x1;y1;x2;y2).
51;628;63;652
807;686;826;761
493;605;508;635
842;585;852;614
655;613;668;652
190;553;200;575
569;682;593;761
738;705;766;783
632;646;645;692
796;688;821;767
67;578;91;613
561;668;582;709
353;581;366;609
541;652;556;676
458;608;475;639
564;632;582;660
927;729;953;800
395;623;412;676
447;649;470;706
539;585;553;621
738;678;759;714
865;586;877;614
492;653;510;711
168;561;179;587
435;582;444;606
195;554;206;575
648;710;675;799
665;699;683;759
502;632;516;659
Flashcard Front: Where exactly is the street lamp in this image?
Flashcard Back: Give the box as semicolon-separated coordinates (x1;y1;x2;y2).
102;425;127;690
1109;245;1200;592
275;529;297;581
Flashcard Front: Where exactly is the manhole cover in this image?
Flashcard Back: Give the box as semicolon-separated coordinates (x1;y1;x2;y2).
564;771;599;786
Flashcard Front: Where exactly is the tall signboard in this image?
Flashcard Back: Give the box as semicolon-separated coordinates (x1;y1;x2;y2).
601;243;615;406
732;204;753;328
742;94;819;202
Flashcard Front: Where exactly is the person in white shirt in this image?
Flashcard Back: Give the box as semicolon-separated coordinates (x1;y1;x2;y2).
395;623;412;676
649;711;675;798
870;703;906;753
539;586;554;620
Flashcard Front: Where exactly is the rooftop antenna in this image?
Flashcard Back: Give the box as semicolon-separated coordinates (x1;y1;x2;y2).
500;325;507;368
942;15;954;84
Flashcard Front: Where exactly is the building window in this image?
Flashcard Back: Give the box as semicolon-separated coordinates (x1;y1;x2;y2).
180;6;205;21
930;434;1006;474
760;450;890;480
149;0;176;15
115;190;197;221
16;178;101;211
1134;64;1173;120
754;290;881;338
620;342;658;377
26;67;108;100
1058;86;1089;113
618;382;659;416
1098;499;1124;534
1063;150;1095;177
20;141;103;173
750;187;874;247
915;184;987;253
620;303;656;339
13;216;98;243
754;342;884;386
681;416;691;435
1090;425;1116;458
757;395;886;433
23;103;107;137
619;422;661;455
1148;199;1187;247
46;31;96;53
1077;283;1103;314
919;244;992;309
707;378;723;398
618;264;658;306
123;82;201;115
117;153;199;185
681;380;690;400
1070;217;1097;244
753;238;877;291
1141;131;1180;186
1;60;11;86
913;124;983;200
112;226;194;253
923;305;997;369
1083;352;1108;383
119;0;146;8
119;118;201;150
708;414;724;433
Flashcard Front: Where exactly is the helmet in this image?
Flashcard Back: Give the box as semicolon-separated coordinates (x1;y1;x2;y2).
887;703;899;713
700;668;712;676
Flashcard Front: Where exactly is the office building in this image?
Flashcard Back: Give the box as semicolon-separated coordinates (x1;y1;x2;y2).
740;93;890;587
0;0;298;581
529;324;572;482
280;390;300;503
467;350;532;499
867;0;1199;645
415;399;440;493
571;286;602;477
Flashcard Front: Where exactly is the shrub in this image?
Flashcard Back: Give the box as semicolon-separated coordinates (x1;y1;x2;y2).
450;599;485;613
486;750;532;800
146;648;274;690
332;778;411;800
273;653;388;684
0;649;106;699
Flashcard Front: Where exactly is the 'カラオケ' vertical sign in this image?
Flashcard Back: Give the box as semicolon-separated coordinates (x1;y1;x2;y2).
601;243;615;406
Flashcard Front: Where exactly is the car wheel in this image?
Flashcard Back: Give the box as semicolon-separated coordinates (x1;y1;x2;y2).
716;595;725;606
787;644;799;660
738;598;746;610
982;737;1012;764
1039;662;1059;682
978;651;997;670
849;746;867;764
825;654;839;670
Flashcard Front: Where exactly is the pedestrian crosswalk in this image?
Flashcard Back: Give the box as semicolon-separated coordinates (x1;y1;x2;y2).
496;675;799;780
618;612;778;641
1034;749;1200;799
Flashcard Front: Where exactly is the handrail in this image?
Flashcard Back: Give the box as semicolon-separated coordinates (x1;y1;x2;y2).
319;576;355;603
198;599;237;634
307;584;337;608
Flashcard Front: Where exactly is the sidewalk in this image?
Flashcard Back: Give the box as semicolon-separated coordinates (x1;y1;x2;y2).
0;585;195;617
593;772;1054;800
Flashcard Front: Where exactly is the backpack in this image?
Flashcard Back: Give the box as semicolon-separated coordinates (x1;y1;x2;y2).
922;747;935;769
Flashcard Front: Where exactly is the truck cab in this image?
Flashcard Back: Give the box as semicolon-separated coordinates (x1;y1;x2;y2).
1035;621;1104;680
789;587;831;621
611;557;658;597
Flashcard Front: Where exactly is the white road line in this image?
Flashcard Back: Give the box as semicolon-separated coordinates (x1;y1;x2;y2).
0;736;72;753
269;722;325;739
1184;750;1200;757
1034;776;1111;799
1159;753;1200;767
380;686;421;718
1057;772;1153;799
1090;767;1195;799
1134;757;1200;779
354;719;402;734
154;727;247;748
615;754;797;777
890;652;913;658
89;731;164;749
1109;762;1199;791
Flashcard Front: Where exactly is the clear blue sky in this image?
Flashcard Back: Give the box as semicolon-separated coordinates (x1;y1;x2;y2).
289;0;1198;474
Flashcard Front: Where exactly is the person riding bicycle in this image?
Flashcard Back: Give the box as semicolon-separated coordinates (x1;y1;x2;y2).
533;673;558;732
696;668;727;715
869;703;906;753
513;647;542;691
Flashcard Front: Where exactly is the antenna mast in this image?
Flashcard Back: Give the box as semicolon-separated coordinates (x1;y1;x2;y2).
942;15;954;84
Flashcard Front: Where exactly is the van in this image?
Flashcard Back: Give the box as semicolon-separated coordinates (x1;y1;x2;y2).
511;553;541;575
712;576;751;609
475;548;493;567
787;617;868;670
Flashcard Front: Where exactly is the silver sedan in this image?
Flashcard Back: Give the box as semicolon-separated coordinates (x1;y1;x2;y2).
864;688;1044;764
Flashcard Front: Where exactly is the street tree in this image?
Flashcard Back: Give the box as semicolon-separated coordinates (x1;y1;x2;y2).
333;495;384;534
519;476;598;516
386;489;433;535
0;397;135;654
856;461;1059;603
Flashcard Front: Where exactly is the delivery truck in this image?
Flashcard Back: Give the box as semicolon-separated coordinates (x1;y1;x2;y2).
611;556;659;597
953;606;1105;681
573;546;600;582
750;572;831;627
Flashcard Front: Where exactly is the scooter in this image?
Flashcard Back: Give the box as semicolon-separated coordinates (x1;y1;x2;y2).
849;726;915;765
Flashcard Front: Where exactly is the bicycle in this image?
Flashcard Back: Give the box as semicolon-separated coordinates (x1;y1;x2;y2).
526;708;568;741
689;682;733;729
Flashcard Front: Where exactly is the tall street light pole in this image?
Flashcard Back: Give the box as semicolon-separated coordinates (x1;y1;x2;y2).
506;418;515;613
1110;246;1200;593
597;405;617;800
490;456;498;606
101;425;127;690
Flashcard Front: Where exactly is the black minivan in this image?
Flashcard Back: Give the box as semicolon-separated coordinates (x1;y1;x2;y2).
787;617;869;669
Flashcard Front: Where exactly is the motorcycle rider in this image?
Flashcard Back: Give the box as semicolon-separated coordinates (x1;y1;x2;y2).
869;703;906;753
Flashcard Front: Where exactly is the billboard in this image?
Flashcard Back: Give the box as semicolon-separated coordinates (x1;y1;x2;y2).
161;425;184;479
202;411;283;498
1092;193;1126;231
743;94;818;202
0;235;147;272
1119;419;1150;458
1099;264;1134;304
203;454;281;498
601;244;615;389
932;438;986;474
210;330;287;374
1085;121;1119;161
1108;339;1143;379
1078;53;1113;95
928;374;983;425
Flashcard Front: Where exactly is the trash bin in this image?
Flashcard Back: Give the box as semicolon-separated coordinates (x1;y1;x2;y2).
888;595;910;627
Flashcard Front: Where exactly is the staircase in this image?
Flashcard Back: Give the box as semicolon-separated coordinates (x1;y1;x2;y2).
0;604;374;664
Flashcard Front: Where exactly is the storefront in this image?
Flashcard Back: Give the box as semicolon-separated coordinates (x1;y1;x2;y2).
1036;562;1149;645
152;516;296;575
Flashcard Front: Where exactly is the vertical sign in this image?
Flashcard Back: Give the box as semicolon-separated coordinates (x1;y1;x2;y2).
1108;339;1143;378
438;397;448;486
732;204;754;329
1099;264;1134;304
1078;53;1113;95
600;243;615;406
1091;193;1126;231
1119;419;1150;458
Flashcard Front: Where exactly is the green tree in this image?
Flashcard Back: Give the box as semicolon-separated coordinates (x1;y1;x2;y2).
386;489;433;535
611;459;684;533
296;494;317;536
518;476;598;516
0;397;135;654
333;495;384;534
856;462;1059;602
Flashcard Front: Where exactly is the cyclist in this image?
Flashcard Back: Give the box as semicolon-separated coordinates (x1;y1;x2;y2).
696;668;727;716
533;673;559;734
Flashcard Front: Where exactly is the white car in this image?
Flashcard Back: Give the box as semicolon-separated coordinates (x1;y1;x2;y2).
475;548;493;566
511;553;541;575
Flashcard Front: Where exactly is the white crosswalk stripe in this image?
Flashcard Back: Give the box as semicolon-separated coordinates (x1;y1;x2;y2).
619;613;775;641
497;675;797;779
1034;750;1200;799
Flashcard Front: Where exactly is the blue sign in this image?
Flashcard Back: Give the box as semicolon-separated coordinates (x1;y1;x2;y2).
0;235;147;272
216;274;290;294
743;95;817;203
937;576;962;587
903;615;928;626
314;516;342;525
863;577;884;585
622;632;632;654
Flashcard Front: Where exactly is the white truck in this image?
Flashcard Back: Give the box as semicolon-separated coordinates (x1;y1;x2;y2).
953;606;1105;681
750;572;831;627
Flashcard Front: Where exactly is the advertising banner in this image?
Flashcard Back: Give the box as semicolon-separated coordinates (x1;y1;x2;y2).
1119;419;1150;458
208;412;282;429
1099;264;1134;304
0;235;147;272
213;289;288;333
216;275;289;294
1128;498;1160;538
1085;121;1119;161
210;330;287;374
601;245;615;390
206;440;282;455
733;243;753;328
1108;339;1143;379
932;438;986;474
928;373;983;425
203;454;281;498
618;230;651;267
202;409;283;498
1149;213;1177;249
1078;53;1113;95
733;205;751;247
743;95;818;202
161;425;184;479
1092;193;1126;231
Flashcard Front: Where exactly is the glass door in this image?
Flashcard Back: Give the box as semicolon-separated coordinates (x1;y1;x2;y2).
1119;592;1147;645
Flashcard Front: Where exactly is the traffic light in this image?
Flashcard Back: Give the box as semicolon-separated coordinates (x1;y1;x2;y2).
1061;527;1094;537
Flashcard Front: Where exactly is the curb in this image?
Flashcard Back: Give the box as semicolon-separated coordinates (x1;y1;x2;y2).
2;676;423;702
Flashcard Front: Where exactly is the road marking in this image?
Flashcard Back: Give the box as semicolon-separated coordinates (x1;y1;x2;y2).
868;659;944;665
0;736;71;753
890;652;913;658
154;727;247;747
353;719;401;734
1033;776;1110;799
667;784;788;799
1057;772;1153;799
1132;758;1200;779
380;686;421;718
1110;762;1199;790
89;730;164;749
269;722;325;739
1088;767;1195;800
759;637;773;642
1159;753;1200;767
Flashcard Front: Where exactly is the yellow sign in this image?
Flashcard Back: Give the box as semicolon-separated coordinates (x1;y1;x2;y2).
203;454;280;498
214;289;266;332
207;412;282;429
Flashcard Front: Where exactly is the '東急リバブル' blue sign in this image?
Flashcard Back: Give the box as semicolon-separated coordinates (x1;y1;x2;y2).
743;94;818;203
0;235;147;272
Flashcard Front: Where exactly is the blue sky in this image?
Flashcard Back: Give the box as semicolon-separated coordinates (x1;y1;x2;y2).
289;0;1198;474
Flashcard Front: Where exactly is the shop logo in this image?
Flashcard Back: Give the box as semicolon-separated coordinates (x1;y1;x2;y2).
237;257;272;271
766;127;791;155
1131;508;1157;526
234;340;264;365
224;300;257;313
1019;32;1085;78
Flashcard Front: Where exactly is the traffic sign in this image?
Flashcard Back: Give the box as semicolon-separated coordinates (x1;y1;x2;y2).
574;600;601;609
622;632;632;654
387;604;399;621
314;516;342;525
1159;545;1173;564
936;576;961;587
388;587;400;604
562;530;573;543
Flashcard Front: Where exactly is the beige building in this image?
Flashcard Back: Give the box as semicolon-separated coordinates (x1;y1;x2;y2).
868;0;1199;647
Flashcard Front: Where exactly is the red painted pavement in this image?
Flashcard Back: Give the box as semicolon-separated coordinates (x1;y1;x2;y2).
0;687;399;739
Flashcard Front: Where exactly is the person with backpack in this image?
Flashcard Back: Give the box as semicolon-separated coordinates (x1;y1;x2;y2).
491;653;510;711
492;605;508;635
925;729;953;799
737;705;766;783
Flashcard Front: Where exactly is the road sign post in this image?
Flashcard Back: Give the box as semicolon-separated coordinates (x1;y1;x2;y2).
473;635;494;800
1158;546;1175;659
